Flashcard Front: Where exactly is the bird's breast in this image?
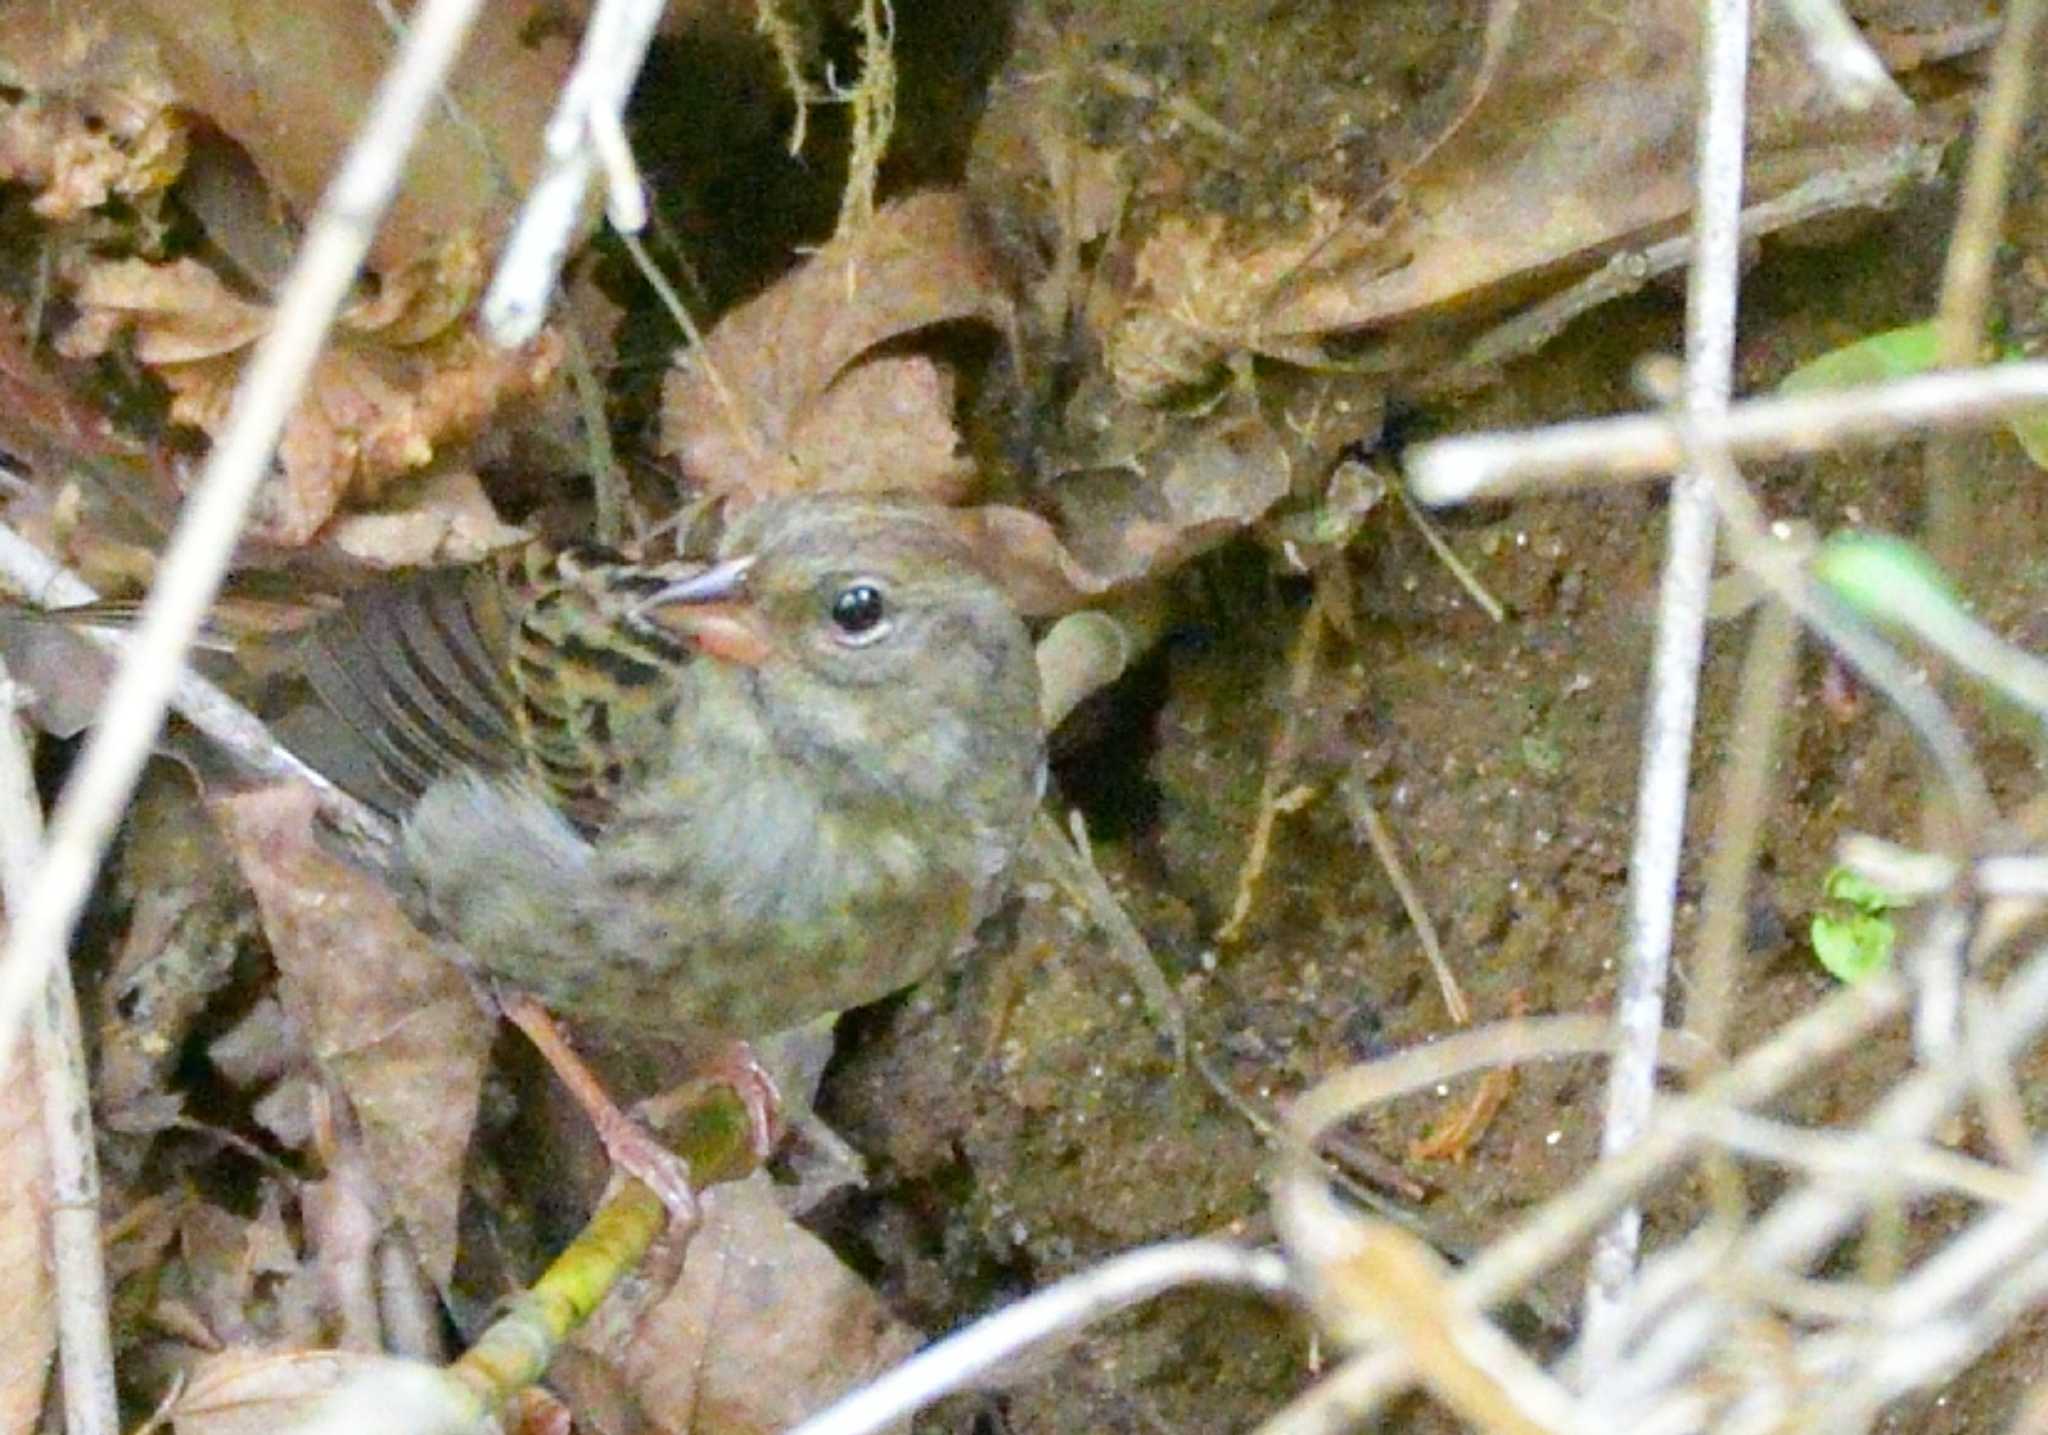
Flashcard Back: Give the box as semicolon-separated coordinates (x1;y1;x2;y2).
579;755;984;1036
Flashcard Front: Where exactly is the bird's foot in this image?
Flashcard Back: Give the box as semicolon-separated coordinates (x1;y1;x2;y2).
635;1037;784;1168
588;1098;700;1226
499;990;700;1227
708;1039;784;1163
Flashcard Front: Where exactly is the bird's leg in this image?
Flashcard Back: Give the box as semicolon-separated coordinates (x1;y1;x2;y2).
498;991;700;1225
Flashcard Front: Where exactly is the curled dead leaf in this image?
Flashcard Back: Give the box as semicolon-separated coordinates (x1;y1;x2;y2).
952;401;1295;615
592;1173;921;1434
60;258;562;544
60;257;269;364
215;784;491;1287
659;189;1013;503
325;469;532;569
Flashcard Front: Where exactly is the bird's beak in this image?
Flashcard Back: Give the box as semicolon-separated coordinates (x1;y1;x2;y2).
640;555;771;667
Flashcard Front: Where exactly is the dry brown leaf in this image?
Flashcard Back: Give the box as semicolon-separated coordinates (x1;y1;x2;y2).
786;354;975;501
215;785;491;1287
0;8;187;221
170;1348;445;1435
1100;0;1935;391
61;257;269;365
325;469;532;569
195;329;559;545
1270;0;1925;337
129;0;573;276
603;1172;921;1435
948;401;1295;615
660;189;1012;503
0;1061;54;1433
59;260;562;545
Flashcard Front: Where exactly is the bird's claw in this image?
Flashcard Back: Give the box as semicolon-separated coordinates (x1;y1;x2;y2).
591;1099;700;1226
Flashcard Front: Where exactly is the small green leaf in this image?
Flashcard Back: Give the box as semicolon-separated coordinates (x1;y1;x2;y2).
1810;910;1895;984
1811;532;1963;632
1821;865;1907;914
1778;323;1941;394
2006;405;2048;471
1779;324;2048;472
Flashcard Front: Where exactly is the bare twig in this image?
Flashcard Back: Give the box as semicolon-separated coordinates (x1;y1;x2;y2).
1392;485;1506;624
618;226;766;470
1404;361;2048;504
1454;141;1941;377
1583;0;1752;1359
1773;0;1909;110
1217;593;1325;944
0;663;116;1435
1260;967;1908;1433
482;0;666;345
1335;767;1469;1025
1040;808;1187;1061
1683;600;1799;1057
1285;1015;1658;1146
1927;0;2048;563
785;1242;1292;1435
0;0;482;1090
0;518;388;845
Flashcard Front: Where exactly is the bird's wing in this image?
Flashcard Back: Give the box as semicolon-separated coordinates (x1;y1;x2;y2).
296;543;705;830
499;544;702;832
292;557;525;819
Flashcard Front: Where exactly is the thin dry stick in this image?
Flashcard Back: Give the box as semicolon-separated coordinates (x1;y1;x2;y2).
1393;485;1506;624
1674;595;1798;1252
617;226;767;470
0;519;388;846
1286;1014;1643;1143
1335;768;1469;1024
1045;808;1187;1061
1583;0;1751;1360
1455;141;1940;377
1684;599;1800;1056
561;318;626;545
1405;361;2048;504
482;0;665;344
1257;964;1910;1435
1926;0;2047;564
1774;0;1909;109
0;0;484;1082
0;665;116;1435
784;1242;1292;1435
1216;592;1325;944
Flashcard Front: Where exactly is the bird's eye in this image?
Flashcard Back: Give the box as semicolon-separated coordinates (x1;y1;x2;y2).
828;582;890;642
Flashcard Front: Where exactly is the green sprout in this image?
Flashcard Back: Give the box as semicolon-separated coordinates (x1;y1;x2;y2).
1778;321;2048;470
1809;865;1906;984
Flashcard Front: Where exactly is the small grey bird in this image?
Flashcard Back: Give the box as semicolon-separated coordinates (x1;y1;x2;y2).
278;493;1045;1207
